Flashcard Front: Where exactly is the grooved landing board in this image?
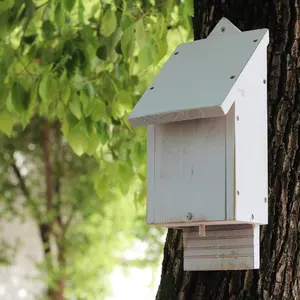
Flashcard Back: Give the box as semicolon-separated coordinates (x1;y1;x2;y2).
183;224;259;271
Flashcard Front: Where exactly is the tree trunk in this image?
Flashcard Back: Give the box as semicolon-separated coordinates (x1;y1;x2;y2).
156;1;300;299
41;119;65;300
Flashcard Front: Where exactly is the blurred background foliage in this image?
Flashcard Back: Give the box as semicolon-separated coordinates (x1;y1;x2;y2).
0;0;192;299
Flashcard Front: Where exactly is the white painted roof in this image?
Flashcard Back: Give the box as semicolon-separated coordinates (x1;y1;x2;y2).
128;18;269;127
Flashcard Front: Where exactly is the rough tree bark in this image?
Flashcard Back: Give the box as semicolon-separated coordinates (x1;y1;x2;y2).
156;0;300;299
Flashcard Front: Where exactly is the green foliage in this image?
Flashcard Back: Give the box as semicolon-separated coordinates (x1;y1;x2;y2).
0;111;14;136
101;9;117;37
0;0;192;298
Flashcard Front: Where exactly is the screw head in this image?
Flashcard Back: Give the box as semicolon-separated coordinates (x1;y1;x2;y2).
263;79;266;84
237;191;240;196
150;87;154;90
236;116;239;121
230;75;236;79
174;51;179;55
186;212;193;221
221;27;225;32
264;197;267;203
251;214;254;220
253;39;258;42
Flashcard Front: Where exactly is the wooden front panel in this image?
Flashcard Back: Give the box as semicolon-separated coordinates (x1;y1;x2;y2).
147;117;226;225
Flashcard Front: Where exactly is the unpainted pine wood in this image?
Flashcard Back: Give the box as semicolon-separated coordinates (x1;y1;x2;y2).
128;28;268;127
129;106;223;128
199;225;206;236
183;224;259;271
148;117;226;225
149;220;248;228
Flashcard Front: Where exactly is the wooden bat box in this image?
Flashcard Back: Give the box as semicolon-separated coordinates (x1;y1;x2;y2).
128;18;269;270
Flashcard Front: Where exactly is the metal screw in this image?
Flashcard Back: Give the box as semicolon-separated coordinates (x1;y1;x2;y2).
150;87;154;90
237;191;240;196
186;212;193;221
174;51;179;55
230;75;236;79
253;39;258;42
264;197;267;203
263;79;266;84
236;116;239;121
221;27;226;32
251;214;254;220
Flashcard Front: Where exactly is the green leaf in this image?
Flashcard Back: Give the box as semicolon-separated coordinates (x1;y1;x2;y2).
69;98;82;119
66;110;79;128
101;10;117;37
86;131;101;155
79;90;90;115
55;3;65;27
184;0;194;16
39;76;58;104
96;122;108;144
56;101;65;118
0;0;14;14
66;127;89;156
78;0;84;23
96;46;107;60
135;19;146;49
94;174;109;198
117;91;132;110
153;39;168;65
0;13;8;39
63;0;76;12
84;83;95;99
42;20;55;40
84;101;94;117
61;83;71;104
138;45;153;70
130;142;144;167
121;25;135;59
0;110;14;136
91;101;106;121
107;28;122;52
11;82;29;113
0;83;9;108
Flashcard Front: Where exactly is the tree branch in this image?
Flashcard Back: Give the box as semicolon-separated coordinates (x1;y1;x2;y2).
11;163;30;199
42;119;53;212
11;159;41;222
54;120;63;228
63;208;75;231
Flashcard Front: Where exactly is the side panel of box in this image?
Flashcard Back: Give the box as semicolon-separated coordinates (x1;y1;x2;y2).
147;125;156;224
183;224;259;271
225;104;235;220
234;39;268;224
147;118;226;225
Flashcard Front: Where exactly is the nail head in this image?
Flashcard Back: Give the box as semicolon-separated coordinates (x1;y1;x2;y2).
186;212;193;221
